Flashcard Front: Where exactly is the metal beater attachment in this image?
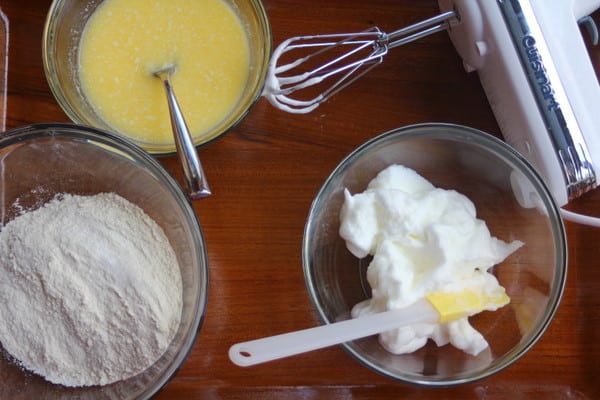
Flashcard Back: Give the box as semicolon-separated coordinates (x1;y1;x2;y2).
263;10;458;114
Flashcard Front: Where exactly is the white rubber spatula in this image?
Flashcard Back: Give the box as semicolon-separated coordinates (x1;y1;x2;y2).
229;289;509;367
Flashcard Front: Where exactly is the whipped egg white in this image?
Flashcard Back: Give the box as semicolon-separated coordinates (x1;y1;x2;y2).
339;164;523;355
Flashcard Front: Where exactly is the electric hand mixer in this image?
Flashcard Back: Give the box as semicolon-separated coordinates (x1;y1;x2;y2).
264;0;600;226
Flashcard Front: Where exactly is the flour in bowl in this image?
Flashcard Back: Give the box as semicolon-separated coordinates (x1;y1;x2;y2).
0;192;182;387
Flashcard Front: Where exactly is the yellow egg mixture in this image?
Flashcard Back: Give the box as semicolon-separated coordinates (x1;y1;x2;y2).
79;0;250;146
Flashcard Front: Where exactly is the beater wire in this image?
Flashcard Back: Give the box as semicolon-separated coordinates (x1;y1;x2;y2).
263;10;458;113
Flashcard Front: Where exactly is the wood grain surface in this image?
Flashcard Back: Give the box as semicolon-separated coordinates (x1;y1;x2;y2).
2;1;599;399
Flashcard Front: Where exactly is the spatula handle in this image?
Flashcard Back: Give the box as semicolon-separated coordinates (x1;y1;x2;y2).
228;299;436;367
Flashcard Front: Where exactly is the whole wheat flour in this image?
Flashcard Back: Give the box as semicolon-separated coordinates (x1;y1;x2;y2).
0;192;182;387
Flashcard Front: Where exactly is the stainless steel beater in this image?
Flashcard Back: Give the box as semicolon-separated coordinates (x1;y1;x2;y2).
262;10;458;113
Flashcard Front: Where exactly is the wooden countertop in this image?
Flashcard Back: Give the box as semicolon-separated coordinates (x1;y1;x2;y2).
2;1;599;399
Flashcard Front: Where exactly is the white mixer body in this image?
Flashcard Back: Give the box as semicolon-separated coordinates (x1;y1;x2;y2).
439;0;600;207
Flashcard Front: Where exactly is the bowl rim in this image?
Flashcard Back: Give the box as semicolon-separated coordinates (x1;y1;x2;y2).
41;0;273;156
0;122;210;397
301;122;568;386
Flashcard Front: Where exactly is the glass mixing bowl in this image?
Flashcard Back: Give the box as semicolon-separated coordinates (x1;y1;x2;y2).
303;123;567;386
0;123;208;399
42;0;271;155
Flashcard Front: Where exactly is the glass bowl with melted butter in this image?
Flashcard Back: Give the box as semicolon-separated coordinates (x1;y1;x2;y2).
43;0;271;155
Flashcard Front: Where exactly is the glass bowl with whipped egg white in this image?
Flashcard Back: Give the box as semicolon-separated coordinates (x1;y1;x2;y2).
0;123;208;398
303;123;567;386
43;0;271;155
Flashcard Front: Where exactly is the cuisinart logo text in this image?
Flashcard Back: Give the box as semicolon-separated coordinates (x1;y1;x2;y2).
522;35;560;112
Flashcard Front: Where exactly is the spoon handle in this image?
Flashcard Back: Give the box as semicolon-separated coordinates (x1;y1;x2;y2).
228;299;437;367
0;7;7;132
161;77;211;199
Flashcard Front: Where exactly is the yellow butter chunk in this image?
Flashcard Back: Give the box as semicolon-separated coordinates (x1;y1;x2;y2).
427;289;511;323
79;0;250;146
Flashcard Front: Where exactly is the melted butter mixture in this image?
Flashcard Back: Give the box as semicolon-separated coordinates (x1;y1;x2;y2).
79;0;250;146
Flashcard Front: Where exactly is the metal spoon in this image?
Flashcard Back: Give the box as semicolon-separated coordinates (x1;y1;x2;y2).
153;65;211;199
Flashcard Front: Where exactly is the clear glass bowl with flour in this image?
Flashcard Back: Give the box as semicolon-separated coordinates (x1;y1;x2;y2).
303;123;567;386
0;124;208;399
